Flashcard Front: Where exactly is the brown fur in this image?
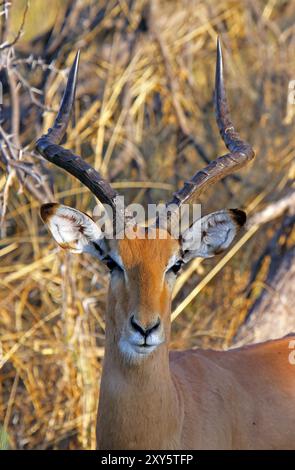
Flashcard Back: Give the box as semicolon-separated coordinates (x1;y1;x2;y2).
40;202;57;222
96;228;295;450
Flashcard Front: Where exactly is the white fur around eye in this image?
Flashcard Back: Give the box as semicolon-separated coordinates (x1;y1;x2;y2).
165;254;179;273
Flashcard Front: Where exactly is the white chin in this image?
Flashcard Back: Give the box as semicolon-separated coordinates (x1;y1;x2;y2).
134;344;156;355
119;339;157;361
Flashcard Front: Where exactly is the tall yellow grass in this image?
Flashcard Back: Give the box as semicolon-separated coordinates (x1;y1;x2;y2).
0;0;294;449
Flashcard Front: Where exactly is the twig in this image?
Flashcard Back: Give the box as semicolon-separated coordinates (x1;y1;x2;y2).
0;0;29;51
246;188;295;227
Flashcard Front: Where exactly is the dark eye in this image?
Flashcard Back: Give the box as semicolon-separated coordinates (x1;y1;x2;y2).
104;257;123;273
168;260;183;275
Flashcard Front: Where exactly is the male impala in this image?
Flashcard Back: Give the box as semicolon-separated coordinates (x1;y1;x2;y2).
36;39;295;450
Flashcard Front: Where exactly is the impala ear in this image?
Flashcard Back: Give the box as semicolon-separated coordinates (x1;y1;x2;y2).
40;203;105;258
181;209;246;261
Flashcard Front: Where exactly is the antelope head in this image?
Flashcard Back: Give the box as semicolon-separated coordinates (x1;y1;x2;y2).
36;39;254;363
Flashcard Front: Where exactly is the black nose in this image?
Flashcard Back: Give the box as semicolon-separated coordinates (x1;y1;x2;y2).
130;315;160;337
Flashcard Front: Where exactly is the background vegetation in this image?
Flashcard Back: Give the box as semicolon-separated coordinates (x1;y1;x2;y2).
0;0;294;449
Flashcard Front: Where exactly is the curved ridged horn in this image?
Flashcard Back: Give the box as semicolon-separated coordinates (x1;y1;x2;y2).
36;52;127;230
164;37;255;228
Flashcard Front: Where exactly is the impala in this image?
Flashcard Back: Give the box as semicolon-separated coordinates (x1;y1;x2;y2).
36;39;295;450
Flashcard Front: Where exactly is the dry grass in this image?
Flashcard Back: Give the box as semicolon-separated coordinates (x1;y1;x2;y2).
0;0;294;449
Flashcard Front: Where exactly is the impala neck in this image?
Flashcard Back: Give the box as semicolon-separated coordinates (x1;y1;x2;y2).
96;308;182;450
